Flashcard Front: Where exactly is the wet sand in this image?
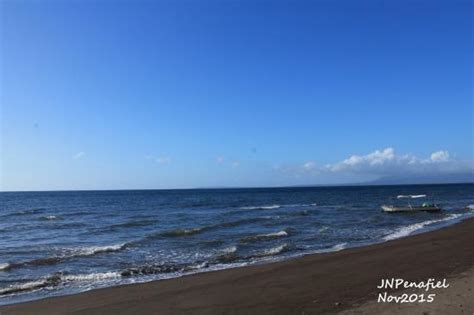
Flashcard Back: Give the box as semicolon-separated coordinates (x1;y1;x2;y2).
1;218;473;315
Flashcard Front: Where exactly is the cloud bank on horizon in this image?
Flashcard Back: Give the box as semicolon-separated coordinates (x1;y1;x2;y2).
283;148;473;181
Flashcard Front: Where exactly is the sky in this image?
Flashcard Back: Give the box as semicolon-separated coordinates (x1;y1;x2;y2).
1;0;473;191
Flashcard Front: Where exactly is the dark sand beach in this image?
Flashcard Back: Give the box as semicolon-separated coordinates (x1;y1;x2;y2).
1;218;472;315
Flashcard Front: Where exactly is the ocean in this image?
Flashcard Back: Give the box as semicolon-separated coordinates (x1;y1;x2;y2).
1;184;473;305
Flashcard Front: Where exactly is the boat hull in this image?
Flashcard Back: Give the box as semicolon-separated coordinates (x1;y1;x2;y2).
381;205;442;213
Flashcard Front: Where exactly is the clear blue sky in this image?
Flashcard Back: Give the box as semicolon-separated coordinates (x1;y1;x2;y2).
1;0;472;191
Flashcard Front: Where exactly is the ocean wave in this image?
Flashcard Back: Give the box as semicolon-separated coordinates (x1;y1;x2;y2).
215;246;239;263
1;260;213;295
240;230;289;243
120;261;209;277
0;208;46;218
62;272;121;282
285;203;318;208
239;203;317;211
383;214;464;241
330;242;347;251
108;219;159;229
68;244;127;256
62;211;95;217
1;244;127;272
186;261;209;271
0;263;11;271
253;244;290;257
89;219;160;234
467;204;474;210
294;210;311;216
200;239;225;247
220;246;237;254
240;205;281;210
315;242;348;253
0;274;61;296
0;272;121;296
39;215;61;221
143;217;273;241
218;217;273;228
160;227;204;237
318;226;329;233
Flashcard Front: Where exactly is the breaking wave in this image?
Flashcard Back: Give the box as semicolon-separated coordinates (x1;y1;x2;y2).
61;272;121;282
0;272;121;296
239;203;317;211
240;230;289;243
143;217;274;240
253;244;290;257
0;278;56;295
240;205;281;210
0;263;11;271
314;242;348;253
68;244;127;256
120;261;209;277
1;244;127;272
215;246;238;263
383;214;464;241
329;243;347;251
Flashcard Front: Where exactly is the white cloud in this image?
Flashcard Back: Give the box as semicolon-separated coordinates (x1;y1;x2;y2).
145;155;171;165
324;147;463;176
303;161;316;171
155;156;171;164
273;147;472;184
216;156;241;168
329;148;395;171
430;150;450;162
73;152;85;159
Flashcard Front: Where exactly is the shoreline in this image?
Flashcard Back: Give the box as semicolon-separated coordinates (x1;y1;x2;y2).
1;217;473;314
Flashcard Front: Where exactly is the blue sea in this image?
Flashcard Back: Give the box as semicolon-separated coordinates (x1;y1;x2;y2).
1;184;473;305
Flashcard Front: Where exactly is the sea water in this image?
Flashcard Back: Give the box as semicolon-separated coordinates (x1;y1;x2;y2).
0;184;473;305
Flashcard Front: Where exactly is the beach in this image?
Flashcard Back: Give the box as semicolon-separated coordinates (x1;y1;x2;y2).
1;217;472;314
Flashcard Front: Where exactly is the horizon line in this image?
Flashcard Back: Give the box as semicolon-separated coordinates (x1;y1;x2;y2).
1;181;473;193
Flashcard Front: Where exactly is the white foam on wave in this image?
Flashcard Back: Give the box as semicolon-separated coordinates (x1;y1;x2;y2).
240;203;317;210
331;243;347;251
70;244;126;257
241;230;289;243
186;262;209;271
0;279;48;295
318;226;329;233
220;246;237;254
40;215;59;220
0;272;123;296
264;231;288;238
467;204;474;210
0;263;10;271
62;271;121;282
257;244;289;257
383;214;464;241
240;205;281;210
314;242;348;254
0;244;128;273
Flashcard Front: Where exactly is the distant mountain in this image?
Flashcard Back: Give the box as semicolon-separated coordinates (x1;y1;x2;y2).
364;172;474;185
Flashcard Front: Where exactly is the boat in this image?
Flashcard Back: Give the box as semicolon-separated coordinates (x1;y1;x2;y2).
381;194;441;213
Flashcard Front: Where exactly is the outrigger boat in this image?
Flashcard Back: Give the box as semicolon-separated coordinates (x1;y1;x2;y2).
382;194;441;213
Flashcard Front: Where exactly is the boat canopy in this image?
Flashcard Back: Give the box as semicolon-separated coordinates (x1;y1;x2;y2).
396;194;427;199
